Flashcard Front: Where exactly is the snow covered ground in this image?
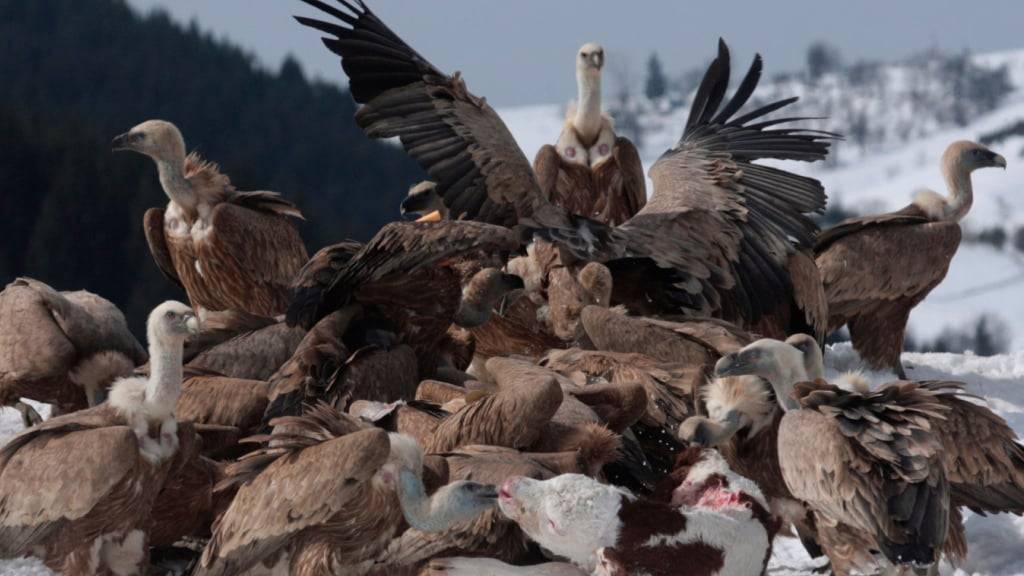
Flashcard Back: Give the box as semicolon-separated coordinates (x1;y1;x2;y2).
4;346;1024;574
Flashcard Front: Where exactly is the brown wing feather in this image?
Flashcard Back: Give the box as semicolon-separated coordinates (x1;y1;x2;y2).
144;207;183;288
295;1;541;225
196;201;308;316
177;375;269;432
594;137;646;226
533;144;561;203
0;422;138;555
199;426;390;575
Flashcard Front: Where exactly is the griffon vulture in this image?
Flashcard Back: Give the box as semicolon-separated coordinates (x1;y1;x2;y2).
717;336;1024;573
286;221;521;378
815;140;1007;377
0;301;198;576
0;278;146;427
294;2;833;336
532;43;645;226
198;405;497;576
113;120;308;317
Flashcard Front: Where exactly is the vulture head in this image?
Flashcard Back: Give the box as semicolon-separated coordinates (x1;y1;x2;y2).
379;434;499;532
945;140;1007;174
112;119;187;165
148;301;200;347
577;262;613;307
577;42;605;75
402;180;444;221
714;338;810;411
455;268;525;328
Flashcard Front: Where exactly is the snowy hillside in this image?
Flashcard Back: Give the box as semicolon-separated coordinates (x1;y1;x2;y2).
496;49;1024;351
4;347;1024;575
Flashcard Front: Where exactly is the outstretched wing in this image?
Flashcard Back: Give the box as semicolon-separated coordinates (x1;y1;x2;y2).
295;0;542;226
639;39;834;324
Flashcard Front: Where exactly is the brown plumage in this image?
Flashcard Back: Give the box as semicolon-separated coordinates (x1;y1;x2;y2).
114;120;307;317
815;140;1006;377
426;357;564;453
296;6;833;335
148;422;221;547
175;371;270;457
0;278;146;426
185;315;306;381
287;221;519;380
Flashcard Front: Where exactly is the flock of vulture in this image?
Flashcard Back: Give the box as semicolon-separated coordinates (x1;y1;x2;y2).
0;1;1021;575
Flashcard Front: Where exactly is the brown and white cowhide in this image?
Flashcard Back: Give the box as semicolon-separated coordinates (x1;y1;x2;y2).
429;458;774;576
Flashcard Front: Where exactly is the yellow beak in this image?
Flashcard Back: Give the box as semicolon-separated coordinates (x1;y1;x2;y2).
416;210;443;222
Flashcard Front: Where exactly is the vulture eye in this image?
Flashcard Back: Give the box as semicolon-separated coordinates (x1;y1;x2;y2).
165;311;176;319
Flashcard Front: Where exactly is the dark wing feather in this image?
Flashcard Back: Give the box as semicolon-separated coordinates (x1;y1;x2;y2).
295;0;541;226
143;207;183;289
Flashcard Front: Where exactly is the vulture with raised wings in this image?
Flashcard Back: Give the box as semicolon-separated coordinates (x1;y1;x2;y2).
0;277;147;427
815;140;1007;377
294;1;833;338
717;336;1024;574
532;42;645;226
113;119;308;317
0;302;197;576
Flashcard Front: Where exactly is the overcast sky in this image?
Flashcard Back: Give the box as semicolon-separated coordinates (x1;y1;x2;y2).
125;0;1024;107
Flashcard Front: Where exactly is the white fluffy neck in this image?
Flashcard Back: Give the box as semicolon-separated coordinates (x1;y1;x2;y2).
941;161;974;222
573;71;603;144
397;469;474;532
145;332;183;416
157;157;198;215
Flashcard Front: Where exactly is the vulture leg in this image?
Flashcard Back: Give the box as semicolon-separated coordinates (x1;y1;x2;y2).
12;400;44;427
847;303;912;379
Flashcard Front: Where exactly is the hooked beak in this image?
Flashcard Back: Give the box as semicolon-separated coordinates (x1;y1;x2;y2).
111;132;134;152
714;352;752;378
416;210;442;222
994;153;1008;169
475;483;500;500
184;314;200;336
592;52;603;70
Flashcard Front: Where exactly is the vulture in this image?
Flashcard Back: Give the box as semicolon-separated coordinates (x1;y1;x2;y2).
431;467;773;576
113;119;308;317
0;277;146;427
532;42;645;226
286;220;521;378
0;301;198;576
401;180;446;221
184;310;307;381
198;405;498;576
815;140;1007;377
716;336;1024;574
294;1;833;338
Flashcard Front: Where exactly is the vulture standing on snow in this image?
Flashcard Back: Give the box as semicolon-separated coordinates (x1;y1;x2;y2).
294;1;833;339
815;140;1006;377
532;42;645;226
717;336;1024;574
0;302;198;576
0;277;147;427
113;119;308;317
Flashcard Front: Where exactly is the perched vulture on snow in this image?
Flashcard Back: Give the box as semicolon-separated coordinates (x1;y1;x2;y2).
532;42;645;226
285;220;521;378
0;277;146;427
295;2;833;338
0;302;197;576
815;140;1006;377
113;119;308;317
716;336;1024;574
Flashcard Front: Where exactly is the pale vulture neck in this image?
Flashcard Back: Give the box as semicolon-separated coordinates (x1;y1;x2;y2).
455;277;506;328
573;70;603;144
156;156;199;214
767;361;807;413
397;469;471;532
942;157;974;222
145;332;183;415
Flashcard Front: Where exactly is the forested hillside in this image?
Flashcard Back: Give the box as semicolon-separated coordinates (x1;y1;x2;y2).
0;0;424;333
